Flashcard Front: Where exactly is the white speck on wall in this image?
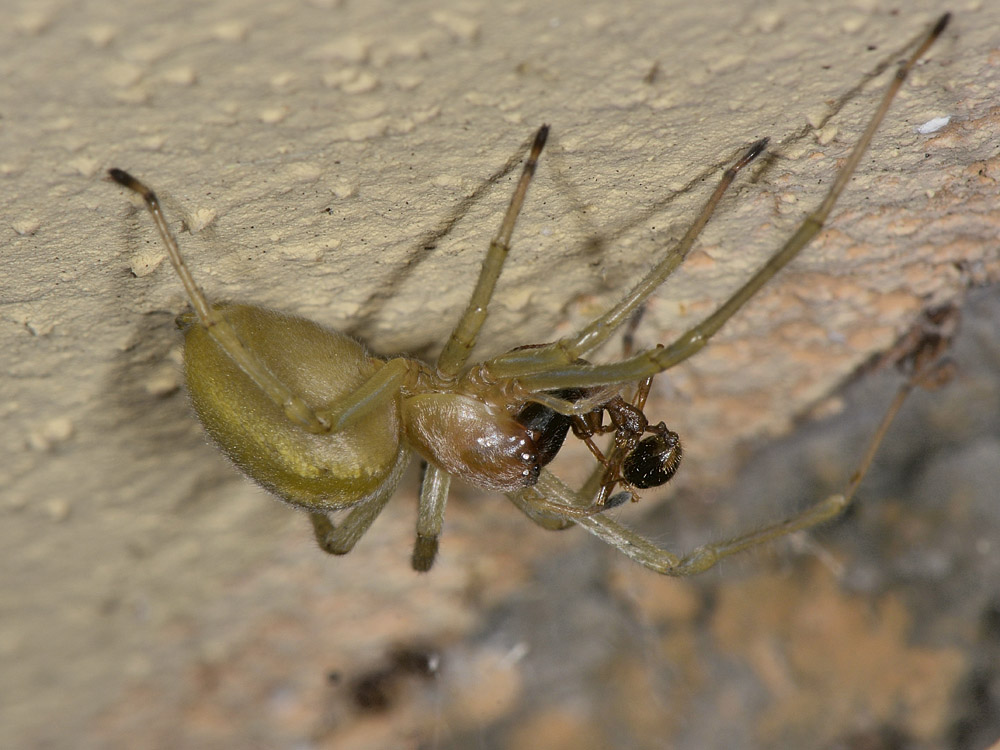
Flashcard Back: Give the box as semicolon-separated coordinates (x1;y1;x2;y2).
188;208;217;232
917;116;951;134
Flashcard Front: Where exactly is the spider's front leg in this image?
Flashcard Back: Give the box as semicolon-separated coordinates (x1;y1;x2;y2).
487;13;950;396
411;127;550;571
514;333;954;576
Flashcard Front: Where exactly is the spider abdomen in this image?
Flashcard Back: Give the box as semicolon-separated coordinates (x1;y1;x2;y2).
182;303;409;511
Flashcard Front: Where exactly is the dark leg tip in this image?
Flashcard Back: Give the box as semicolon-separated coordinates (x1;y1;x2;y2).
748;137;769;159
412;535;439;572
108;168;157;203
532;124;549;154
933;13;951;37
107;168;132;186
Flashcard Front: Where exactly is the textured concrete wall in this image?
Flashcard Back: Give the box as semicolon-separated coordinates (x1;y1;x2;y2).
2;1;998;747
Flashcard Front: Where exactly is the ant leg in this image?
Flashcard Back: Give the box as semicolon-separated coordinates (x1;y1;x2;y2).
519;342;952;576
492;13;950;392
579;310;664;503
587;358;662;504
435;125;549;377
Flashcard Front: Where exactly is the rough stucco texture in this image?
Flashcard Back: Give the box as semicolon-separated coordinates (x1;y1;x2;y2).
1;1;998;748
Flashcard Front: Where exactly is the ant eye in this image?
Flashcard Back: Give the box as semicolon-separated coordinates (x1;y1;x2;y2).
622;429;682;489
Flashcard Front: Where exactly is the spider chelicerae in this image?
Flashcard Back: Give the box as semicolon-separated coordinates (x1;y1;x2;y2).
109;14;950;575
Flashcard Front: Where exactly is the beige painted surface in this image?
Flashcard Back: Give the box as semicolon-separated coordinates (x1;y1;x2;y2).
2;0;998;747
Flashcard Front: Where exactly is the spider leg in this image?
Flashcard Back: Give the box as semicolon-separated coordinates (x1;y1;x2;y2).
309;479;399;555
412;126;548;571
435;125;549;376
314;358;416;431
506;490;576;531
488;13;950;392
552;137;767;362
517;348;952;576
484;136;766;380
412;125;549;572
109;168;334;433
412;464;451;572
506;477;612;531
